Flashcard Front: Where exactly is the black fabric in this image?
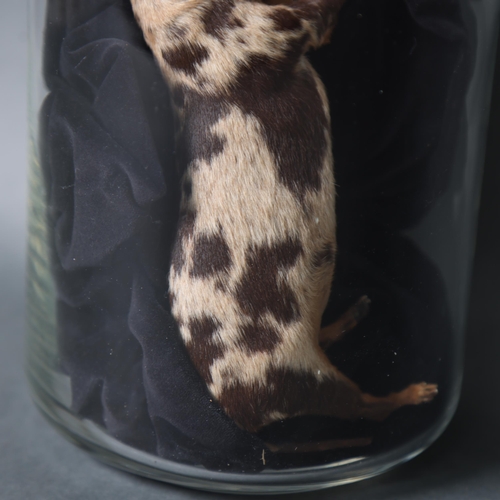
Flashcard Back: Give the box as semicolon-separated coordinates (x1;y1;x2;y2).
40;0;474;471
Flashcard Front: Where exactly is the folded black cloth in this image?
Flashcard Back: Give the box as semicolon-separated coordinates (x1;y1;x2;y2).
40;0;473;471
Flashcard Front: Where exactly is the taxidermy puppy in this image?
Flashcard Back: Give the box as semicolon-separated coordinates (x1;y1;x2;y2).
131;0;438;451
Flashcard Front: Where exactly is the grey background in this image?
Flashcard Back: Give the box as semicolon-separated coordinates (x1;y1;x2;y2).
1;1;500;498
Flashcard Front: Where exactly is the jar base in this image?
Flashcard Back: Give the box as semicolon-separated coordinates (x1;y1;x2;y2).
26;369;460;495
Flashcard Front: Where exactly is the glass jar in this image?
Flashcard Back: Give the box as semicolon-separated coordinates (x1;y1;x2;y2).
26;0;499;494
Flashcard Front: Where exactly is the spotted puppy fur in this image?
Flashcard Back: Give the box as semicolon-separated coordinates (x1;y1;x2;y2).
131;0;438;440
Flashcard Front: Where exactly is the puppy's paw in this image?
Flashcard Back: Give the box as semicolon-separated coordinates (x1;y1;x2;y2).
398;382;438;406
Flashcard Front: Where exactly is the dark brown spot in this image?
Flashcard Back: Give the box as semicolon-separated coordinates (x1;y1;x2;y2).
187;132;225;165
312;243;336;268
295;0;346;45
170;243;184;276
169;24;188;40
189;315;221;341
217;367;362;432
228;35;329;199
179;92;228;167
186;315;225;383
270;7;302;31
215;280;229;293
201;0;244;41
171;211;196;275
162;42;209;76
235;238;302;324
237;322;282;354
233;18;244;28
190;231;232;278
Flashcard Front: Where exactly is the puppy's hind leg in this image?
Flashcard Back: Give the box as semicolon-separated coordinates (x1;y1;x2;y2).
262;363;437;455
319;295;371;349
363;382;439;419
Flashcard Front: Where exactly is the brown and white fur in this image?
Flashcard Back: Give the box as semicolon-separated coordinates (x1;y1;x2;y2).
131;0;438;450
